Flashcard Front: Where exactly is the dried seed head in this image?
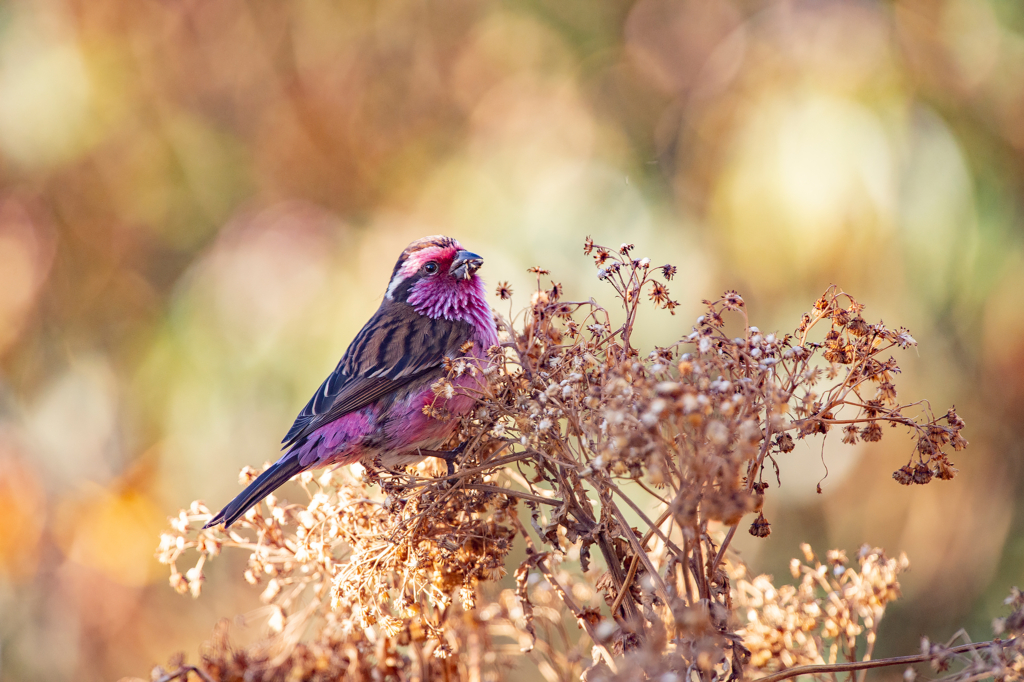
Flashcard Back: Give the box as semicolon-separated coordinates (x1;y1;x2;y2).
893;465;915;485
749;512;771;538
862;423;884;442
847;315;869;336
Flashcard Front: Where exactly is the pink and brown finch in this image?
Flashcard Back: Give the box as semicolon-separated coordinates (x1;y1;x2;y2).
204;235;499;528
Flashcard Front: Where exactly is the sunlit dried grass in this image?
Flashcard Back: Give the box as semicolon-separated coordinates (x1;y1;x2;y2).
154;239;1022;682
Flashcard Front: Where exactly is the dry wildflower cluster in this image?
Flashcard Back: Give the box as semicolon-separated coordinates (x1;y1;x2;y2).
156;239;1020;682
733;544;909;671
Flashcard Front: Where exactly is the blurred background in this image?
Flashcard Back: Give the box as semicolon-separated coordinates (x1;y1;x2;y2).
1;0;1023;678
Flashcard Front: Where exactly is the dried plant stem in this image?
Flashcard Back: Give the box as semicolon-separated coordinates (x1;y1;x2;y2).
595;530;645;632
745;401;775;495
461;484;561;506
607;505;673;619
446;450;529;477
609;553;641;618
399;451;527;488
606;489;678;591
752;639;1018;682
681;537;698;604
692;521;709;600
534;556;620;674
609;486;686;559
856;622;880;682
612;500;672;591
709;523;738;576
153;666;216;682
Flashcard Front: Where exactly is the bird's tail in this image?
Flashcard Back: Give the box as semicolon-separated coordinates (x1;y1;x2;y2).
204;456;306;529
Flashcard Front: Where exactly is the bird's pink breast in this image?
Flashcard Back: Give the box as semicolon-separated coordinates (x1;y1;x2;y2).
382;370;480;451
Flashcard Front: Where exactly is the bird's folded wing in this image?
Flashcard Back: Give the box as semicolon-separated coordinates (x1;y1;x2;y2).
282;299;476;448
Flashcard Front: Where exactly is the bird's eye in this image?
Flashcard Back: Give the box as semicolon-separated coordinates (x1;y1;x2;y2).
423;261;439;275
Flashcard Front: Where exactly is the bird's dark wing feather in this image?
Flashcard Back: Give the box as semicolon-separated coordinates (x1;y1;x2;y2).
204;455;305;528
282;298;475;448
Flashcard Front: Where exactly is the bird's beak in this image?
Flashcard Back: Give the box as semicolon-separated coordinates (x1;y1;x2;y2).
450;250;483;280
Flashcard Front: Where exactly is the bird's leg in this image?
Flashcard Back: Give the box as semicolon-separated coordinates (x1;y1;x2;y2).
416;442;468;478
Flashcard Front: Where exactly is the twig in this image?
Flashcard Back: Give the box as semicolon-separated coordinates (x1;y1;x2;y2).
605;498;671;600
702;394;776;578
692;520;709;600
595;530;645;632
450;449;527;476
535;556;620;674
608;485;686;563
752;639;1018;682
604;506;672;628
153;666;216;682
402;451;528;487
709;524;738;576
608;553;640;618
510;505;621;674
461;483;561;506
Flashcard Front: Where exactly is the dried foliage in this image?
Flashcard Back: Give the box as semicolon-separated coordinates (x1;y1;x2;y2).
733;544;908;671
156;240;1020;682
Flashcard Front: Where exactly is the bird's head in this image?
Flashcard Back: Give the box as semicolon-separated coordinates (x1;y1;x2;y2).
386;236;491;324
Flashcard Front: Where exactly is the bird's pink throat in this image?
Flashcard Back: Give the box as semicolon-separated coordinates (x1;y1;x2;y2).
407;275;498;347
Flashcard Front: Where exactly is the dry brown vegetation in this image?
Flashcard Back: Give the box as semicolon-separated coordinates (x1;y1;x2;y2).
153;240;1022;682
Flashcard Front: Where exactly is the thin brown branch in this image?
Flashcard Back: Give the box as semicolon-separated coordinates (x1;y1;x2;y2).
460;483;561;506
608;484;686;561
609;553;641;617
595;529;645;632
153;666;216;682
534;556;620;675
751;639;1017;682
709;523;738;576
605;497;671;600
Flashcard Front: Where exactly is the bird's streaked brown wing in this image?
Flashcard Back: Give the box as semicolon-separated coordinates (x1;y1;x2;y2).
282;298;475;448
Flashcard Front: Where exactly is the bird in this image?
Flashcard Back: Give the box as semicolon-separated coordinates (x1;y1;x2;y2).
204;235;499;529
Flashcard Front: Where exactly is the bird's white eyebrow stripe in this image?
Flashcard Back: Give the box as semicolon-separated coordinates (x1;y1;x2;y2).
386;272;407;300
386;253;423;300
385;243;459;300
386;254;417;300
